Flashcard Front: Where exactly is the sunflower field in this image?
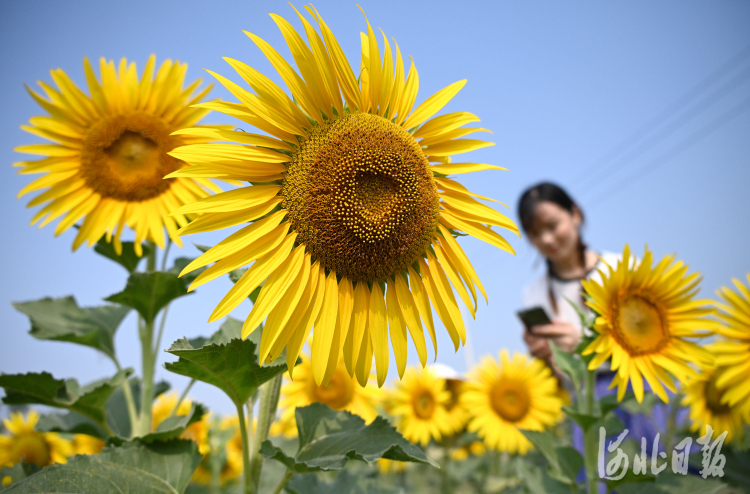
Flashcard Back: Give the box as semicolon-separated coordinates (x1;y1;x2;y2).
2;3;750;494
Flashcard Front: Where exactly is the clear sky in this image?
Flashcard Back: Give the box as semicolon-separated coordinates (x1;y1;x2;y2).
1;0;749;415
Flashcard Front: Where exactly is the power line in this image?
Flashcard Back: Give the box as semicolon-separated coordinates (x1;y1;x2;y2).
574;43;750;182
580;64;750;192
588;95;750;206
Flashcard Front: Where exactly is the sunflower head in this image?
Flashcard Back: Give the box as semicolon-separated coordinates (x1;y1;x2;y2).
461;351;562;455
582;245;719;403
389;366;452;446
682;359;745;444
0;410;73;467
278;354;383;432
173;5;519;388
15;55;224;255
71;434;104;456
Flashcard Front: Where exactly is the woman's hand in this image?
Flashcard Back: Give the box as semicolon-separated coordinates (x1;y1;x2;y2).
524;330;552;361
531;318;581;353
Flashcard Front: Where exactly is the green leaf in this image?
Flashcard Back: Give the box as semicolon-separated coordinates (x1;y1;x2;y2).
94;238;150;273
0;370;131;428
620;392;659;417
187;316;244;350
604;469;656;491
141;403;207;443
168;257;206;286
164;337;285;408
563;295;596;330
36;411;107;440
12;296;129;362
616;471;726;494
260;403;438;473
520;430;582;486
516;457;574;494
286;470;405;494
106;272;191;324
549;341;585;390
0;464;30;491
3;439;201;493
716;447;750;490
106;378;170;438
562;406;600;431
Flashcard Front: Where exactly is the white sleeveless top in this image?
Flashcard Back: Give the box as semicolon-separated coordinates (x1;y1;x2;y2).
521;251;620;335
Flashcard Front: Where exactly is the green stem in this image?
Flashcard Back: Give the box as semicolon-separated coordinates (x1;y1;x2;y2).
152;304;170;355
237;403;253;494
248;374;283;493
246;397;255;464
270;469;294;494
114;359;139;437
160;239;172;271
168;379;195;419
137;242;158;436
583;369;598;494
440;443;452;494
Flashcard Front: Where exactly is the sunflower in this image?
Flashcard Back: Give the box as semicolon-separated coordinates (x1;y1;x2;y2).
71;434;104;456
377;457;407;474
172;5;517;387
461;351;562;455
581;245;719;403
711;274;750;418
14;55;225;255
682;360;745;444
151;392;210;454
0;410;73;467
191;416;244;486
278;353;383;431
389;366;452;446
430;364;470;434
451;441;485;461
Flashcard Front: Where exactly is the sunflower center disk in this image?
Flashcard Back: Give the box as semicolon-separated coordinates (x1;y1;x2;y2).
283;113;439;282
413;390;437;419
490;381;531;423
81;113;179;202
309;368;355;410
444;379;463;412
705;377;731;415
11;433;51;466
613;295;669;355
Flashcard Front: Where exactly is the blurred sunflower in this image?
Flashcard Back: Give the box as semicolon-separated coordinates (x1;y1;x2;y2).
682;360;745;444
71;434;104;456
14;55;225;255
451;441;485;461
0;410;73;467
461;351;562;455
430;364;470;435
582;245;719;403
278;353;383;432
151;392;209;454
390;366;451;446
377;457;407;474
711;274;750;418
173;5;517;387
191;416;244;486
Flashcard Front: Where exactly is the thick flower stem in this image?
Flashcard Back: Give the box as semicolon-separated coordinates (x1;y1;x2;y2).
248;374;283;493
115;359;139;436
237;402;253;494
583;369;598;494
137;242;158;436
270;469;294;494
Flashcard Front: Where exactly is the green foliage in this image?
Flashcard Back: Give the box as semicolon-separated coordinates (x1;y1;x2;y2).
12;297;130;363
140;402;207;443
94;238;151;273
3;440;201;493
549;341;585;390
0;370;131;430
168;257;206;286
260;403;438;473
186;316;243;349
616;471;726;494
520;430;583;487
106;272;191;324
164;336;285;408
286;471;405;494
37;411;107;440
516;457;573;494
106;378;170;438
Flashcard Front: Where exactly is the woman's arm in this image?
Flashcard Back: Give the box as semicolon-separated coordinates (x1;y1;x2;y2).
531;318;581;352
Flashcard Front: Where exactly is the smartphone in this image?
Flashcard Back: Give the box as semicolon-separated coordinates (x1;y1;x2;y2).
517;306;552;333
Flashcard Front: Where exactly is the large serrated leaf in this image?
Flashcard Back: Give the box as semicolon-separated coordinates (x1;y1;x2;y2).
12;297;129;362
164;337;285;408
94;238;150;273
106;272;191;324
260;403;438;473
36;411;107;440
286;470;405;494
0;370;131;428
3;439;201;493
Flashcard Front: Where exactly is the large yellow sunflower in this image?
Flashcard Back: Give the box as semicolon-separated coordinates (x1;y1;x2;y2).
14;55;224;255
711;274;750;418
0;410;73;467
172;5;517;387
278;353;383;432
582;245;719;403
151;392;210;454
389;366;452;446
682;359;746;444
461;351;562;455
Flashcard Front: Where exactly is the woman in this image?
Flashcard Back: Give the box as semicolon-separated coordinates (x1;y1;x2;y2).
517;182;618;362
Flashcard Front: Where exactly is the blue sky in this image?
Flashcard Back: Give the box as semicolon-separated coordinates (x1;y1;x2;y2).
1;0;749;415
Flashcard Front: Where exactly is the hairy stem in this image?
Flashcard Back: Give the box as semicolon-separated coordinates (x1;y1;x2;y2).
270;469;294;494
137;242;158;436
237;402;253;494
248;374;283;493
168;379;195;419
114;359;139;437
